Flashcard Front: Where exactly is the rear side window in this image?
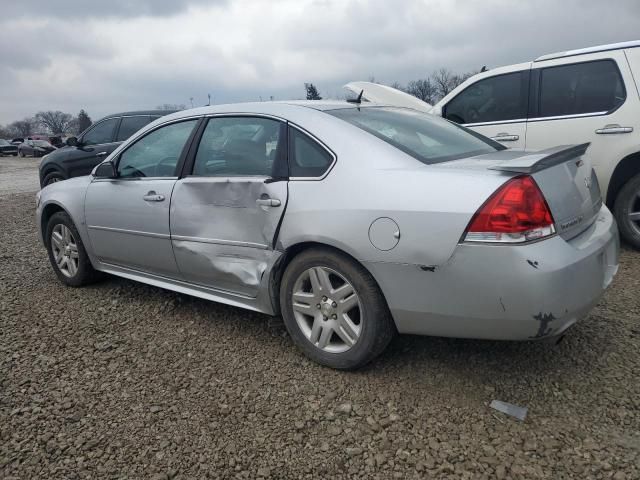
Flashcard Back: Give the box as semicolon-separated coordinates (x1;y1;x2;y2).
443;71;529;124
538;60;625;117
288;128;333;177
192;117;282;176
82;118;119;145
329;107;501;165
116;116;151;141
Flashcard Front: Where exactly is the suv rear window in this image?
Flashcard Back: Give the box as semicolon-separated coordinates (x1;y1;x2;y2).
328;107;502;165
116;116;151;141
538;60;625;117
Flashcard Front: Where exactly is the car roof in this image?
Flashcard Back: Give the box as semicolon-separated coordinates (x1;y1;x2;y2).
535;39;640;62
101;110;178;120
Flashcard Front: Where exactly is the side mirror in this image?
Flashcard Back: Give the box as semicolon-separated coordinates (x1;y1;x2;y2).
66;136;78;147
93;160;116;179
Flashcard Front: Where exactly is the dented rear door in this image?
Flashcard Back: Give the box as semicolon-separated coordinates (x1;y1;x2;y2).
169;115;288;297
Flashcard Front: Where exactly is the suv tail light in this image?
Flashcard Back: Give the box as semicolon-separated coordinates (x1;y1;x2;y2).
463;175;555;243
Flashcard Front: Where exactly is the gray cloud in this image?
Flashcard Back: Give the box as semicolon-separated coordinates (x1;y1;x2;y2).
1;0;227;20
1;0;639;124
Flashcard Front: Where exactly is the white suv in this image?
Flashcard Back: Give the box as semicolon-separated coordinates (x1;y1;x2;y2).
430;41;640;248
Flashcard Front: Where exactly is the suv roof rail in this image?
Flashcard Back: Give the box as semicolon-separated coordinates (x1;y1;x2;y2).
534;40;640;62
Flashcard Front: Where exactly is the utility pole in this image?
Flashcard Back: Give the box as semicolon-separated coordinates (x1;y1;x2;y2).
189;97;194;108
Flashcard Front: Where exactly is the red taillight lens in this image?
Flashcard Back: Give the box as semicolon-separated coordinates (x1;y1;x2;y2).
464;176;555;243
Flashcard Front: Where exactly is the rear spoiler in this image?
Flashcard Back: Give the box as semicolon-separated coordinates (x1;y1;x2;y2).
488;143;590;174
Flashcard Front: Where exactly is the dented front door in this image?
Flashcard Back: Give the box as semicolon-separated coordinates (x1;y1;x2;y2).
170;177;287;296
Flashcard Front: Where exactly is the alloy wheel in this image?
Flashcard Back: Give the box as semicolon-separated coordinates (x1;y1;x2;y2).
51;224;79;278
291;266;362;353
628;189;640;236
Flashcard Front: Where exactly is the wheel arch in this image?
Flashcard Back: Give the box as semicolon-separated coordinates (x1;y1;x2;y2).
40;202;70;244
606;151;640;207
268;240;392;320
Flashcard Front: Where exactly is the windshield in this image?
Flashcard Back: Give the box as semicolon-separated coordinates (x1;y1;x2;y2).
328;107;503;164
33;140;52;147
0;139;9;146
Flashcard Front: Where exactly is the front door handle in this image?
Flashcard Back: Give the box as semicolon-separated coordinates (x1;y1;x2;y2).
96;151;108;157
490;133;520;142
143;191;165;202
256;197;281;207
595;124;633;134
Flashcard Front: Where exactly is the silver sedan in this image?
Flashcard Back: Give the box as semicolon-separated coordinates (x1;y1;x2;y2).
36;101;619;369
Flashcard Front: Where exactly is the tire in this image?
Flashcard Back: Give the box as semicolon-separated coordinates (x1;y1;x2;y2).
45;211;103;287
43;172;66;186
18;150;24;158
614;173;640;249
280;247;396;370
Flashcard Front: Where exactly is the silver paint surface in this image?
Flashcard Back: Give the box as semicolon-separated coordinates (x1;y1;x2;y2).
36;101;620;340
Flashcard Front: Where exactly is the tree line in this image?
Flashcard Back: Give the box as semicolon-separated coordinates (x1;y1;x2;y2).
0;110;92;139
304;68;479;104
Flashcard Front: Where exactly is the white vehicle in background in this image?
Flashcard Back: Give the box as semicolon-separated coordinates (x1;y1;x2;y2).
346;40;640;248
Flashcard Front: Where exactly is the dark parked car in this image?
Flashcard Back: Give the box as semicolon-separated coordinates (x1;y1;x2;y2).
18;139;57;157
38;110;176;187
0;139;18;156
11;138;24;145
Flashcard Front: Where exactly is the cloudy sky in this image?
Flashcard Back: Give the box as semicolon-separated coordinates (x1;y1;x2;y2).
1;0;639;124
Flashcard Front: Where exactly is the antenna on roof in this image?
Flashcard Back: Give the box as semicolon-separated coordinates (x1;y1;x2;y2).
347;89;364;104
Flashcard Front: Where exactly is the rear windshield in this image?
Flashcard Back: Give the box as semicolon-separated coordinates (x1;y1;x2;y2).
328;107;503;164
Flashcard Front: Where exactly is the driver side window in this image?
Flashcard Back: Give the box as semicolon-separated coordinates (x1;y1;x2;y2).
444;71;529;125
117;120;197;178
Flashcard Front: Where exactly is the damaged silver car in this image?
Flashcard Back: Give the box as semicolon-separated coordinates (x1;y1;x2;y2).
36;101;619;369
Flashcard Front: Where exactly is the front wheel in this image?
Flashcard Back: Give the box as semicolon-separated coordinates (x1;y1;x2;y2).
46;212;103;286
43;172;65;186
280;248;396;370
18;150;24;158
614;173;640;249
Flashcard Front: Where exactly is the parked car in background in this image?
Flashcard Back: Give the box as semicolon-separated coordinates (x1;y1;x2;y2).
18;139;57;157
11;138;24;145
0;139;18;156
36;101;618;369
38;110;176;187
430;40;640;248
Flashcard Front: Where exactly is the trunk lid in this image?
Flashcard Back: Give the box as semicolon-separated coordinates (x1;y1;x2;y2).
441;143;602;240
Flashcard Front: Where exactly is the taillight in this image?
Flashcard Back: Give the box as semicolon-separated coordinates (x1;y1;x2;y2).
463;175;555;244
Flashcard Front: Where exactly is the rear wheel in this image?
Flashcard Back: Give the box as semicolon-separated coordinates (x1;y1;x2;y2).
46;212;103;286
614;173;640;249
280;248;396;370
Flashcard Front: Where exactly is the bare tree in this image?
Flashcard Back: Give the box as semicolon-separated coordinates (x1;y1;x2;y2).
9;118;36;137
406;78;438;104
35;111;74;135
390;81;404;90
77;109;92;133
431;68;459;100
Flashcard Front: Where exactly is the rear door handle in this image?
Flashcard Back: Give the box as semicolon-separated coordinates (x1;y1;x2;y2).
96;151;108;157
143;191;165;202
256;197;281;207
490;133;520;142
595;124;633;134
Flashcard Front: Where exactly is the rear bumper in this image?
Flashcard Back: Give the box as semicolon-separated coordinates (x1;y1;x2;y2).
365;205;619;340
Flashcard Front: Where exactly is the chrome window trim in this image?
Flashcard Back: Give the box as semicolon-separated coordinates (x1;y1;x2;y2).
527;111;609;122
287;123;337;181
171;234;269;249
91;176;178;183
87;225;170;239
462;118;528;127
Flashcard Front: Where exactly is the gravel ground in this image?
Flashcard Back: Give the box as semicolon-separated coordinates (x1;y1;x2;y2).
1;169;639;478
0;156;41;194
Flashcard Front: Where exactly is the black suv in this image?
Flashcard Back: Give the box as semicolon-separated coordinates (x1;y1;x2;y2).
38;110;175;187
